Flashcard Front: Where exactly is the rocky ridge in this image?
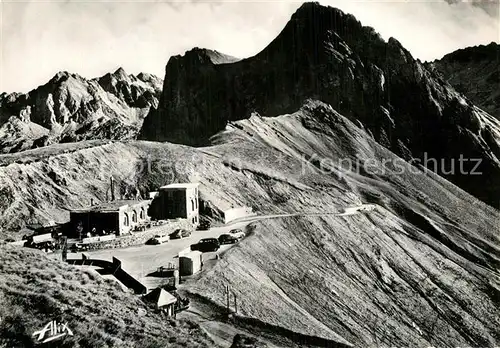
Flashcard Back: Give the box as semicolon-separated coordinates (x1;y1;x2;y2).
430;42;500;121
0;68;162;154
140;2;500;208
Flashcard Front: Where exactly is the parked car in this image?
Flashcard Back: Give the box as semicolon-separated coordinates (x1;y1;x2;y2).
197;220;211;231
169;229;191;239
218;234;239;245
229;229;245;240
27;240;56;252
133;221;152;232
190;238;220;252
150;220;166;227
38;242;55;253
147;234;169;245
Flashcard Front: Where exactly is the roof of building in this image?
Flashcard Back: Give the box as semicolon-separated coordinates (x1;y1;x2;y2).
144;288;177;307
179;250;203;259
160;182;200;190
70;200;150;213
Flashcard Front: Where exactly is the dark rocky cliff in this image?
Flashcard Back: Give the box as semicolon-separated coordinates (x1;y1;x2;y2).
430;42;500;121
140;2;500;208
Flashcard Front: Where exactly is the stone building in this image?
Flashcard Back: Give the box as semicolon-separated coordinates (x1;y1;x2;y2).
69;200;151;237
152;183;200;226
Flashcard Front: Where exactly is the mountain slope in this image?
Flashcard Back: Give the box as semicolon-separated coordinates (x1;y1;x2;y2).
140;2;500;209
0;69;162;154
0;245;214;348
430;42;500;120
0;100;499;346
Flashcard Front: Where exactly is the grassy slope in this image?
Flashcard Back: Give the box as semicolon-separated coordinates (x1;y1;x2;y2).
0;245;214;348
0;101;498;346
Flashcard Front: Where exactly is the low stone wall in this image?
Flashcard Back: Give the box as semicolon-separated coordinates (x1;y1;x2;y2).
82;234;116;244
76;219;193;251
112;257;147;294
67;255;147;294
67;256;113;269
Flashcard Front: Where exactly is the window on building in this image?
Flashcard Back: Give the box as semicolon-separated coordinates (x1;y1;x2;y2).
124;213;129;226
132;211;137;223
191;199;195;212
192;217;195;224
140;208;145;220
195;199;198;209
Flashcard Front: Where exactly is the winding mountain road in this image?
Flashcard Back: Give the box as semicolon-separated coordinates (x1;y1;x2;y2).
80;204;377;291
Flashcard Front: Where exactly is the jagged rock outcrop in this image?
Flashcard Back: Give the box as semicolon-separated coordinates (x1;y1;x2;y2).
140;2;500;208
97;68;163;109
0;68;162;154
429;42;500;120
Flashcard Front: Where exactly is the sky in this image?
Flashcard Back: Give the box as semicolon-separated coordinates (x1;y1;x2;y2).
0;0;498;93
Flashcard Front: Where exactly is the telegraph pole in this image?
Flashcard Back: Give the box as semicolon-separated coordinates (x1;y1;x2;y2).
226;285;230;314
233;292;238;314
61;236;67;262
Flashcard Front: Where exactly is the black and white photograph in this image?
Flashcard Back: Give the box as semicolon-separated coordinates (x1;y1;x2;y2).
0;0;498;347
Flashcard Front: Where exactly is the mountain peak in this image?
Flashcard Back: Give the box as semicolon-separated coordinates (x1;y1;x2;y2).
49;71;71;84
136;72;150;81
293;1;341;16
169;47;240;66
113;67;128;79
439;42;500;63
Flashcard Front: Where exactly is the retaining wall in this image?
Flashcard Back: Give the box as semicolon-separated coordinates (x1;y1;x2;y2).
74;219;192;251
82;234;116;244
223;206;255;224
112;257;147;294
67;255;146;294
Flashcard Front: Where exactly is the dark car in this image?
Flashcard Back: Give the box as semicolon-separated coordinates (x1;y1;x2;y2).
169;229;191;239
133;221;152;232
32;241;56;252
190;238;220;252
70;243;89;253
146;234;169;245
197;220;211;231
218;234;239;245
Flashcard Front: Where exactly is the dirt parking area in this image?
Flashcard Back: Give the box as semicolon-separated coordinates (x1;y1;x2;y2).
74;221;251;290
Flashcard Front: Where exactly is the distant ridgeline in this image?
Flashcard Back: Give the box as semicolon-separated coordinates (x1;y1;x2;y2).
139;2;500;208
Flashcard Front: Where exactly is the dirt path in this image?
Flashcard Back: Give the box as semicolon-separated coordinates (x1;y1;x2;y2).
228;204;377;225
179;303;282;348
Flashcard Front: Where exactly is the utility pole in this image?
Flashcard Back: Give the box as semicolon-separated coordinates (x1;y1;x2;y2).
233;292;237;314
226;285;230;314
110;177;115;201
61;236;67;262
